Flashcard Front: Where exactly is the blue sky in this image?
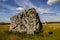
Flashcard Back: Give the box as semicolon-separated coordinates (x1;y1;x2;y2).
0;0;60;22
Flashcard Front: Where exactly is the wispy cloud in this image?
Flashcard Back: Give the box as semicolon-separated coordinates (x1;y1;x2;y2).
0;2;23;15
0;2;21;22
47;0;60;5
14;0;54;14
40;15;60;22
14;0;37;8
14;0;60;22
0;12;10;22
57;13;60;16
0;17;10;22
0;3;16;11
36;7;54;14
0;0;60;22
0;0;7;2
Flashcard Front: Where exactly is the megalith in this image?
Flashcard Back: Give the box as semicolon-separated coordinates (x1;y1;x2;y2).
9;8;42;34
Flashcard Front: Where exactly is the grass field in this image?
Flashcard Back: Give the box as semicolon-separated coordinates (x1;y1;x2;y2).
0;23;60;40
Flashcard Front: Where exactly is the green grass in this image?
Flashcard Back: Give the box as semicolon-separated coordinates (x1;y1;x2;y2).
0;28;60;40
0;23;60;40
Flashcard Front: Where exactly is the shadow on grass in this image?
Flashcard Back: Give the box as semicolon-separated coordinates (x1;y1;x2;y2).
0;30;54;40
2;30;44;40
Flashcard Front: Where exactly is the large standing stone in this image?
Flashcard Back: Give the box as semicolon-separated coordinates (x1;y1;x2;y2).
9;8;42;34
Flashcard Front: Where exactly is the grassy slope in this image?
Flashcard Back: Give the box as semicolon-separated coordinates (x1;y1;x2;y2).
0;23;60;40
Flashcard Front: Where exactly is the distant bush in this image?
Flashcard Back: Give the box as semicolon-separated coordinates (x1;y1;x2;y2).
0;23;10;25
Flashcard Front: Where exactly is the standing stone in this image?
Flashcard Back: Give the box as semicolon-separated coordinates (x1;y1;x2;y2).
9;8;42;34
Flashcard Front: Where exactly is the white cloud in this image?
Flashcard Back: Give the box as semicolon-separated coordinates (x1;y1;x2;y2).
47;0;60;5
16;7;24;11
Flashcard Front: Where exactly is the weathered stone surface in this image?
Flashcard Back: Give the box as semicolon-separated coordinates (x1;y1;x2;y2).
9;8;42;34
